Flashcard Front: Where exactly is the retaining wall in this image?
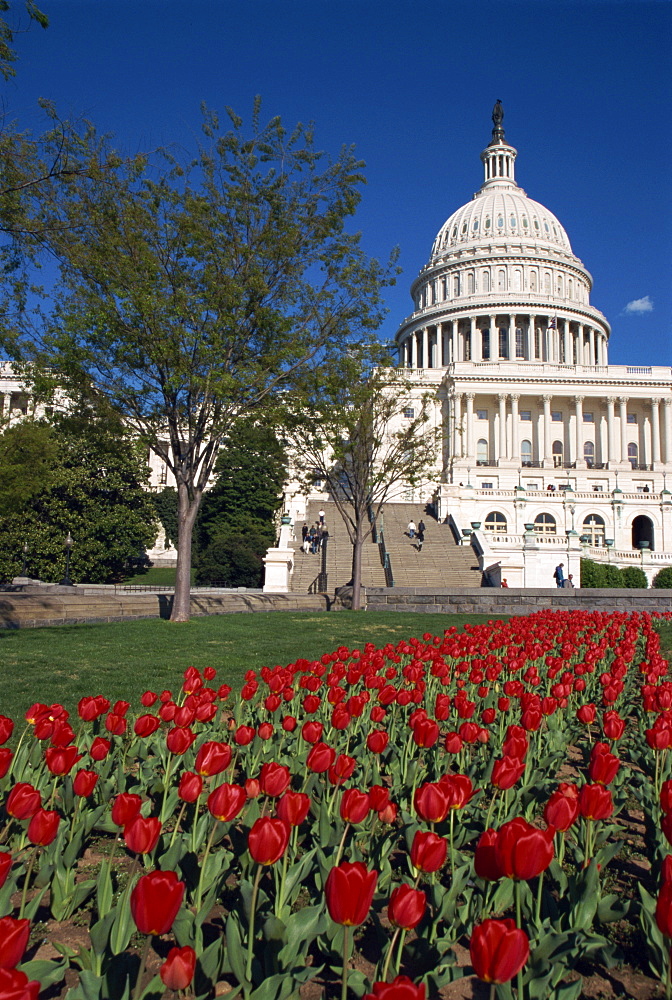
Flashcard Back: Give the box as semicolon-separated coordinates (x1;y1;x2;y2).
364;586;672;615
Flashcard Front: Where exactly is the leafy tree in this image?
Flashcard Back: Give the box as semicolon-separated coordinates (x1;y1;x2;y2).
195;417;287;587
30;103;393;620
621;565;648;589
653;566;672;589
0;2;48;80
0;407;157;583
153;487;178;549
287;345;439;610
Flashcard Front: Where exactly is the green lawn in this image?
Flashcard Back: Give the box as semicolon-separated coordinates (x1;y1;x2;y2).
0;611;496;723
122;566;189;587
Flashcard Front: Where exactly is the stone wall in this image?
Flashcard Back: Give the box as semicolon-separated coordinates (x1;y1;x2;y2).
364;586;672;615
0;589;331;629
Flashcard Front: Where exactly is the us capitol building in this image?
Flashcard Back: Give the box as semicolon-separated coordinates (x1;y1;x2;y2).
391;102;671;586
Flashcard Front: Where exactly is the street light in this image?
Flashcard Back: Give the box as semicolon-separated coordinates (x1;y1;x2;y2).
20;542;28;577
60;532;73;586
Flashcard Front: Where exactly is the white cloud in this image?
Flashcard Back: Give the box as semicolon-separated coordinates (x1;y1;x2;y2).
624;295;654;314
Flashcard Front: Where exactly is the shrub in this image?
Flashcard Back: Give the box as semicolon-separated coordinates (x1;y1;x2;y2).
580;558;604;588
621;566;648;589
602;564;625;588
653;566;672;589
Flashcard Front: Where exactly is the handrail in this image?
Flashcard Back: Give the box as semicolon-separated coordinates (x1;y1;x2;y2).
369;505;394;587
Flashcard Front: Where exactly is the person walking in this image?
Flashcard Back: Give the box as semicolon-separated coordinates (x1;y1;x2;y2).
418;519;426;534
407;519;416;538
553;562;565;588
318;508;326;525
563;574;575;589
416;525;425;551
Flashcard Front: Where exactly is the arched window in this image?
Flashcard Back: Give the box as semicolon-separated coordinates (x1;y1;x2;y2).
485;511;507;532
552;440;564;467
556;275;563;296
498;269;506;291
568;278;573;299
477;439;489;465
530;271;538;292
628;442;638;469
513;269;522;291
584;441;595;468
521;439;532;466
498;327;508;358
481;329;490;360
481;270;490;293
534;513;556;535
467;272;475;294
544;272;551;293
583;514;605;546
453;275;460;297
515;327;525;358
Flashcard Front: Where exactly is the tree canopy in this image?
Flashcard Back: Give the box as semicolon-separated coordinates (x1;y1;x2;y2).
26;101;395;618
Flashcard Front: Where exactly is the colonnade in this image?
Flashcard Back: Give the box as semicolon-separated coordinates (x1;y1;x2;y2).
399;314;608;368
450;392;672;468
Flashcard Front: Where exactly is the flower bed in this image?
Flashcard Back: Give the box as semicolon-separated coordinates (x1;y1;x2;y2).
1;609;672;1000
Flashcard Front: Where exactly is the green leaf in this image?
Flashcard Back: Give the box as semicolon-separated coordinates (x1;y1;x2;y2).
225;913;249;987
18;958;68;989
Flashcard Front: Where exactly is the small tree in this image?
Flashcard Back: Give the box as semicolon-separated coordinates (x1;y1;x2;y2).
288;346;439;609
28;103;393;619
653;567;672;589
621;565;648;589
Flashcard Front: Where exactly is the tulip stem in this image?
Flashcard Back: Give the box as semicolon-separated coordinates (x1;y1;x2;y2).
245;864;264;986
381;927;400;982
195;821;219;913
334;823;350;867
535;869;545;926
484;789;498;832
170;801;188;849
190;791;203;854
19;847;37;920
515;881;524;1000
160;756;175;824
341;925;350;1000
133;935;152;1000
449;809;455;881
489;986;496;1000
395;928;407;975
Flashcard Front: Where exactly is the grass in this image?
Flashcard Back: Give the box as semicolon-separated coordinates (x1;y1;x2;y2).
122;566;190;587
0;611;496;723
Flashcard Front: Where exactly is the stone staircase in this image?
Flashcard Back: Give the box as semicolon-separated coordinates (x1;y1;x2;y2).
288;503;387;593
375;504;482;588
288;502;482;593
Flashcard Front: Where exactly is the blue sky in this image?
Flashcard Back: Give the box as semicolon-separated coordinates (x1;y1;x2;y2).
6;0;671;365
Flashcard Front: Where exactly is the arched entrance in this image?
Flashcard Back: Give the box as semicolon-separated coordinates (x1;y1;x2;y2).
632;515;655;551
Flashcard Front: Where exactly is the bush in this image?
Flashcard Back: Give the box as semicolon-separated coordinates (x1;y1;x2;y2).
580;558;625;588
621;566;648;589
653;566;672;589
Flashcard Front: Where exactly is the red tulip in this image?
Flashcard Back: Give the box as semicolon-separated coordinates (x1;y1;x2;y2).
123;816;162;854
444;732;463;754
544;784;579;831
45;745;82;776
388;884;426;929
363;976;426;1000
328;753;356;786
306;742;336;773
576;703;597;725
105;713;127;736
440;773;475;810
131;870;185;936
470;918;530;983
245;778;260;799
491;755;526;790
414;782;449;824
160;946;197;990
0;750;13;779
194;741;232;777
89;737;111;761
657;881;672;937
178;771;203;803
410;831;447;874
324;862;377;926
494;818;554;880
0;968;40;1000
111;793;143;828
340;788;370;824
282;715;297;732
412;717;439;748
27;808;60;846
578;784;613;821
277;791;311;827
140;691;158;707
474;828;503;881
0;917;30;969
72;770;98;798
166;727;196;755
0;716;14;745
248;816;290;865
0;853;11;888
588;748;620;786
259;762;291;797
257;723;274;740
367;731;389;754
378;801;398;824
6;784;41;820
234;725;255;746
133;714;161;738
368;785;390;812
661;780;672;813
603;710;625;740
301;720;323;743
207;783;247;822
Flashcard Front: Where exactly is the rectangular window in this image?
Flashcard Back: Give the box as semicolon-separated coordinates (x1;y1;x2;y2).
520;410;532;421
592;485;604;492
526;482;540;491
627;413;637;424
583;412;594;423
481;482;493;489
551;411;562;422
403;407;415;419
476;409;488;420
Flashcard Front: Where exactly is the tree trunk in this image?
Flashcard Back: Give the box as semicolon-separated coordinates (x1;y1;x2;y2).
350;517;364;611
170;481;201;622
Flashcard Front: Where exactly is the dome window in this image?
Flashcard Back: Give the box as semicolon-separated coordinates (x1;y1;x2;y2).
473;220;479;231
510;216;516;227
452;227;457;239
534;219;540;230
544;222;550;233
497;216;504;228
461;222;467;234
485;217;491;229
552;225;557;236
522;217;529;228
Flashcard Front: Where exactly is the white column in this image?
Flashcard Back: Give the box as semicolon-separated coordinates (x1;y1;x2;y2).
411;332;418;369
453;393;463;459
607;397;616;465
471;317;481;362
619;397;629;465
575;396;584;466
652;398;662;464
421;328;428;369
589;327;596;367
529;315;536;359
664;399;672;465
450;320;457;364
498;393;507;461
542;395;552;465
510;394;520;461
465;393;475;460
563;322;572;365
508;314;516;361
489;315;497;361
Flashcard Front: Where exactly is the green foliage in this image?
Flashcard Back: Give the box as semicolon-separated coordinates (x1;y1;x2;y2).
195;418;287;587
653;566;672;589
0;407;157;583
0;2;48;81
620;565;648;589
153;488;178;549
580;558;624;588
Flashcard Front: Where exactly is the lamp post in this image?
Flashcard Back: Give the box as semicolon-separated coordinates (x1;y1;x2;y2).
20;542;28;577
60;532;73;587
